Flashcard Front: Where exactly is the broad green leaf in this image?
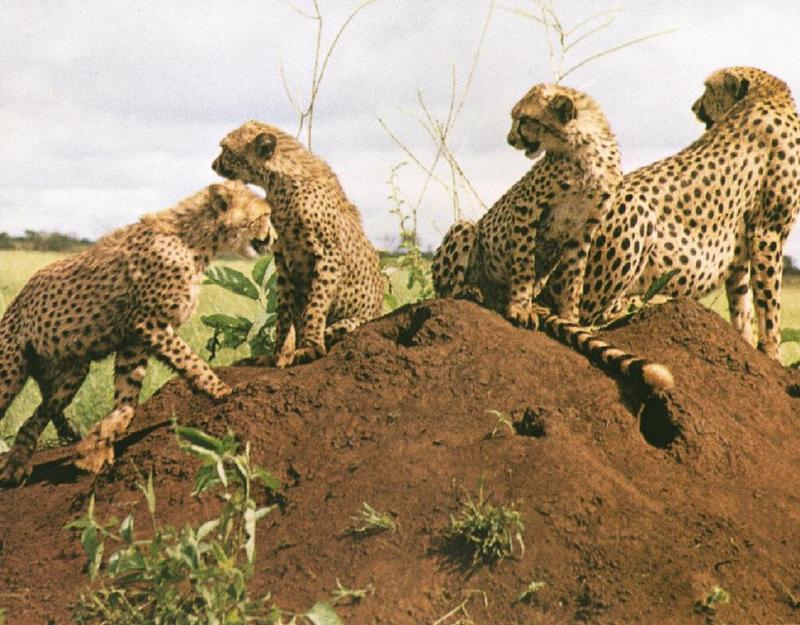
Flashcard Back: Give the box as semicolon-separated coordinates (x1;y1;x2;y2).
252;467;281;491
216;458;228;488
176;426;225;454
255;505;277;521
139;471;156;516
252;255;275;289
201;314;252;351
642;269;680;304
781;328;800;343
244;505;257;564
204;265;259;299
64;516;92;530
0;439;8;454
120;514;134;544
304;602;345;625
197;518;220;541
200;314;252;333
266;272;278;313
193;463;220;495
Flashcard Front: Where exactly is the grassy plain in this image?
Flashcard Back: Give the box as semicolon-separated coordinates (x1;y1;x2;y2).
0;249;798;445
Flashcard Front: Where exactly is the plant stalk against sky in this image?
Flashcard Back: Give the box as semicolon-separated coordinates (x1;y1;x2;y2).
282;0;381;150
507;0;676;84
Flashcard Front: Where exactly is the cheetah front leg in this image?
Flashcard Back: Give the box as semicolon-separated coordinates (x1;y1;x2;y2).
506;220;549;329
272;250;299;368
748;227;784;359
0;363;89;484
549;214;602;322
291;252;342;365
134;317;232;398
75;347;149;474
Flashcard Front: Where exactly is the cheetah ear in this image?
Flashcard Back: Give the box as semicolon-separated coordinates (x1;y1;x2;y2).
209;184;229;212
723;72;750;101
549;94;576;124
254;132;277;160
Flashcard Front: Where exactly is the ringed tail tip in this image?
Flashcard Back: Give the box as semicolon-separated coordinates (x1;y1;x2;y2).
641;363;674;393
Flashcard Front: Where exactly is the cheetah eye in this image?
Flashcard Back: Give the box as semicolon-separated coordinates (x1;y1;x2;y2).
254;133;277;160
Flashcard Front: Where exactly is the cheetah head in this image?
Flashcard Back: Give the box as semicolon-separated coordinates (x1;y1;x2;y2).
692;68;751;129
213;121;330;189
507;84;578;159
207;180;276;258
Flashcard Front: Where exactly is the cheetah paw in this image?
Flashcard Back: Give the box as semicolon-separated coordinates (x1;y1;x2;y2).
506;302;549;330
74;438;115;475
232;355;274;367
291;345;325;365
209;383;233;401
0;448;34;485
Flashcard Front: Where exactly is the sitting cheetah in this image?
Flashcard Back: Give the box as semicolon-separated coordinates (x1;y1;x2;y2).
212;121;384;367
570;67;800;359
0;181;275;482
432;84;673;392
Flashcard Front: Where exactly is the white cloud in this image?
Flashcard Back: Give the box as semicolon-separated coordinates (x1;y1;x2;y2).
2;0;800;262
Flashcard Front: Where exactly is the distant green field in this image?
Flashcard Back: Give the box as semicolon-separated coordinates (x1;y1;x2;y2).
0;249;798;445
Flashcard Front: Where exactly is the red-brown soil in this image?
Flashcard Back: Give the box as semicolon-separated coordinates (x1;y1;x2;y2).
2;298;800;625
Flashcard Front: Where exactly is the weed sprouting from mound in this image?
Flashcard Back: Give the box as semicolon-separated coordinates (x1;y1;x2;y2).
444;485;524;567
67;425;345;625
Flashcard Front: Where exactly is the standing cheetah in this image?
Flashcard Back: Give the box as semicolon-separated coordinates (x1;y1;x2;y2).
432;84;673;392
571;67;800;359
212;121;384;367
0;181;275;481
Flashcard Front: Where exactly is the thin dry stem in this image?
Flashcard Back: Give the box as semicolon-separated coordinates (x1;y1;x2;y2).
282;0;380;149
560;27;677;81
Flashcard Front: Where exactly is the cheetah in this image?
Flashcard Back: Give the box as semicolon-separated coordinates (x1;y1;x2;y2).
569;67;800;360
212;121;384;367
0;181;275;482
432;84;673;392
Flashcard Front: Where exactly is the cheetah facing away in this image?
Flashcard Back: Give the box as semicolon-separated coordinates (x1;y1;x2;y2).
432;84;673;392
573;67;800;359
0;181;275;482
212;121;384;367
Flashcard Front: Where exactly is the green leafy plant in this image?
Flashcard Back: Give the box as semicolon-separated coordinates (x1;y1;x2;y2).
67;425;293;625
444;485;524;566
348;502;397;535
641;268;681;306
202;255;278;360
383;163;434;310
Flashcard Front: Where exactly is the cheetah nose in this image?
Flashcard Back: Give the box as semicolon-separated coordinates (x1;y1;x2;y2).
212;155;231;178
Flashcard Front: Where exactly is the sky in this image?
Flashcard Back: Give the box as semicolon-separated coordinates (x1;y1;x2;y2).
2;0;800;260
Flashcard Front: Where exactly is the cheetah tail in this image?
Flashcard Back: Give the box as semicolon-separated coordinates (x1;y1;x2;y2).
539;313;675;393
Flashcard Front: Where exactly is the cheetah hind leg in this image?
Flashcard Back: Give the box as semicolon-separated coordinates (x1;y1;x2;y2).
75;347;148;474
432;220;480;300
1;363;89;484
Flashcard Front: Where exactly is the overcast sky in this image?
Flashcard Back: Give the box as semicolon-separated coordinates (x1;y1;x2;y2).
2;0;800;259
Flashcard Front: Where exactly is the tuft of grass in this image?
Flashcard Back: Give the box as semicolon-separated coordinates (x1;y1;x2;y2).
444;486;524;566
349;502;397;535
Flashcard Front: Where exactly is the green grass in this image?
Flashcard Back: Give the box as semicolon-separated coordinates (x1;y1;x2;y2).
1;250;799;445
